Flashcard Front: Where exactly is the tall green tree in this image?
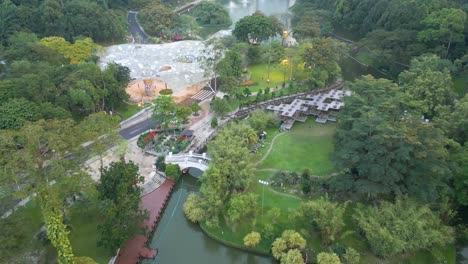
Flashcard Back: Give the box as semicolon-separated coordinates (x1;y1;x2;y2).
233;11;282;43
354;198;454;258
333;76;452;201
418;8;467;58
227;193;258;226
96;160;148;252
0;0;18;45
0;118;97;263
272;230;306;262
296;196;348;245
399;55;455;118
138;2;176;37
190;1;231;26
152;96;180;130
301;38;344;87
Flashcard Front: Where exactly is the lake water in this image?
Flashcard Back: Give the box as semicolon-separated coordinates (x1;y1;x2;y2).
142;176;274;264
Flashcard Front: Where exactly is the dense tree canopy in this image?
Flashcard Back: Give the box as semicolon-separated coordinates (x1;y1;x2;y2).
333;76;453;201
301;38;344;87
183;122;256;225
0;114;119;261
233;12;283;43
354;199;454;258
0;0;127;44
97;160;148;252
190;1;231;26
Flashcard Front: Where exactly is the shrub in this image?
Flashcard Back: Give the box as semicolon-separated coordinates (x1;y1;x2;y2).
159;89;173;95
243;232;261;248
211;117;218;128
155;156;166;172
183;193;205;223
165;164;181;181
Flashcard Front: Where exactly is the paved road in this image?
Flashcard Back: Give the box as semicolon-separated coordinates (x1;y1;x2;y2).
120;117;155;139
128;11;150;43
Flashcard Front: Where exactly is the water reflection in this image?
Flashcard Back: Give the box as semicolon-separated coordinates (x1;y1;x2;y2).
142;175;273;264
222;0;291;26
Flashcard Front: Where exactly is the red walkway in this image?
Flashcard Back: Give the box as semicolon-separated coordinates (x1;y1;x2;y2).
115;180;175;264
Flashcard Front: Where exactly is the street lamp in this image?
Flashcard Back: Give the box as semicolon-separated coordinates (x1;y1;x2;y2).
258;180;269;217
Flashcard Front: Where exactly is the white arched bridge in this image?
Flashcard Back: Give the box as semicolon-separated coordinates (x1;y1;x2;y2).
165;151;210;172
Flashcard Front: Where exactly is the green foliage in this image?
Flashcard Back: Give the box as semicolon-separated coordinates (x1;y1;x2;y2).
233;11;283;43
282;249;305;264
211;117;218;128
191;122;256;223
165;163;181;181
152;96;180;129
190;102;201;114
0;98;41;129
183;193;205;223
342;247;360;264
75;256;98;264
227;193;258;226
272;230;306;261
399;55;455;118
97;161;148;252
210;98;231;116
243;231;261;248
39;37;99;64
190;1;231;26
296;196;348;245
156;155;166;172
317;252;341;264
217;50;243;80
354;198;454;258
333;76;452;201
159;89;173;95
248;109;280;131
418;8;467;58
301;38;343;87
176;106;192;123
40;201;75;264
138;3;176;37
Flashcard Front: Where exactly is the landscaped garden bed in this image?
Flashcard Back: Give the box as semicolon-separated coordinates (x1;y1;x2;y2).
137;129;192;154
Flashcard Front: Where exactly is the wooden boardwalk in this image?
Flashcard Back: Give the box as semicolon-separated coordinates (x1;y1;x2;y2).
115;180;175;264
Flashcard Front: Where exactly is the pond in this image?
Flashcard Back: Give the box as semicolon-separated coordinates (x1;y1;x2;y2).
142;175;273;264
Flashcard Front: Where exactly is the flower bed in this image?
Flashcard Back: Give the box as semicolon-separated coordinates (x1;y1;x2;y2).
137;129;192;154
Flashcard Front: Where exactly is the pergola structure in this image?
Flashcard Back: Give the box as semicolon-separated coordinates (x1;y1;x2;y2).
266;89;352;130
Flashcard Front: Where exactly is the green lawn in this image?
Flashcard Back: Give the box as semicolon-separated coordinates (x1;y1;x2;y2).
259;120;336;175
115;103;150;120
201;117;456;263
202;178;303;253
245;64;291;92
69;198;113;264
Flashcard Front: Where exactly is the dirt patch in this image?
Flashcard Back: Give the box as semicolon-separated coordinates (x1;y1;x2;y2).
126;79;206;105
159;65;172;72
172;82;205;103
126;79;169;103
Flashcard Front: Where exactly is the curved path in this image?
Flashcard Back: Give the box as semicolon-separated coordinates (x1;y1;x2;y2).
255;132;286;166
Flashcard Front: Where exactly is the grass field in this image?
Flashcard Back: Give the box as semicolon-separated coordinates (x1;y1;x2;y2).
202;118;455;263
69;197;113;264
258;120;336;175
245;64;286;93
201;177;303;253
